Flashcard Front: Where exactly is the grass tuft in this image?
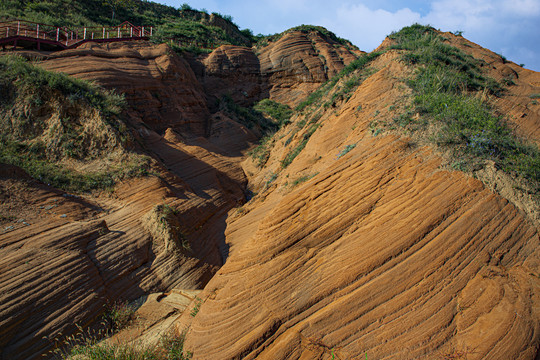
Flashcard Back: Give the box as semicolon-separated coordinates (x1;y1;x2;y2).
53;329;192;360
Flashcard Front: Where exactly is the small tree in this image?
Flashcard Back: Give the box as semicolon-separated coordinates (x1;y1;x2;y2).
102;0;134;21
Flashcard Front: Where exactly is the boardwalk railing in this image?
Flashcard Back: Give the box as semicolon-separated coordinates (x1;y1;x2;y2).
0;19;153;49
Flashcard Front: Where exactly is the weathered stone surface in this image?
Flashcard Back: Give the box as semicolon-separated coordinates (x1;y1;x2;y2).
1;29;539;360
42;41;211;136
178;38;540;360
257;31;362;106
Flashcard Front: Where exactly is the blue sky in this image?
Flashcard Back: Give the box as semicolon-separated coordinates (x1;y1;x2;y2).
157;0;540;71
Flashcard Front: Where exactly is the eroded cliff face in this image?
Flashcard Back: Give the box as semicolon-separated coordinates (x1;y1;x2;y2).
175;38;540;359
42;42;211;136
202;45;264;107
1;28;539;360
200;30;363;108
0;31;361;360
257;30;363;106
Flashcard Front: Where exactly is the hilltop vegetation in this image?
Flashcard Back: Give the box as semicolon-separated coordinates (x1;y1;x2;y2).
0;0;252;51
385;25;539;189
1;0;179;27
0;55;151;192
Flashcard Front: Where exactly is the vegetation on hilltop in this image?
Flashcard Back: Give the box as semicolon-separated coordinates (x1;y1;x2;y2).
0;0;252;52
0;55;151;192
0;0;177;27
0;1;360;55
383;24;539;190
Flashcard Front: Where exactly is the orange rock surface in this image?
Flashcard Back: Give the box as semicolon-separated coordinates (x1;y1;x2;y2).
257;31;362;106
178;37;539;360
1;29;539;360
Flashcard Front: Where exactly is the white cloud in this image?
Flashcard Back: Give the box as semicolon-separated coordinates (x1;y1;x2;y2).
500;0;540;17
319;4;421;50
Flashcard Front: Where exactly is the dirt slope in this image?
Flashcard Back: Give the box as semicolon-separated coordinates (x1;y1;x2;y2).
177;43;540;359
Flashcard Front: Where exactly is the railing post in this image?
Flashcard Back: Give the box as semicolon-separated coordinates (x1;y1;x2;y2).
92;32;94;39
130;27;133;37
36;24;39;38
6;28;8;37
17;21;20;35
84;28;86;39
150;27;153;36
142;26;144;37
102;27;105;39
56;27;59;42
117;27;120;38
65;31;68;46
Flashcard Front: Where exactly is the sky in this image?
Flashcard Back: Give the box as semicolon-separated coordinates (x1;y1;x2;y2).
157;0;540;72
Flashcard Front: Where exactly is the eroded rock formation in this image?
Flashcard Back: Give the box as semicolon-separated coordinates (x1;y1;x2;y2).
1;28;539;360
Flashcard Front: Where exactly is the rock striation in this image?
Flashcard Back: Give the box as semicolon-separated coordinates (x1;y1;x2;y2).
177;36;540;360
1;27;539;360
257;30;362;106
42;41;211;136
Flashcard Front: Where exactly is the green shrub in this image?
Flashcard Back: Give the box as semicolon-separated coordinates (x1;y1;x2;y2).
281;124;319;168
281;141;307;168
248;134;274;168
245;100;293;169
253;99;293;126
55;331;192;360
291;173;318;187
151;21;236;50
220;95;276;132
190;296;202;317
106;301;136;331
337;144;356;159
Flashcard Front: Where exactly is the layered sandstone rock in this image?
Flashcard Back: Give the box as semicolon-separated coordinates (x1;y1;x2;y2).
42;41;211;136
2;28;539;360
257;31;363;106
177;40;540;360
202;45;264;106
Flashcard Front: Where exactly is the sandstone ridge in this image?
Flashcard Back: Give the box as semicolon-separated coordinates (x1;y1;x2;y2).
0;26;539;360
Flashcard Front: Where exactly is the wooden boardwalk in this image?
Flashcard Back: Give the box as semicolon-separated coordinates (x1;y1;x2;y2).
0;19;154;51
